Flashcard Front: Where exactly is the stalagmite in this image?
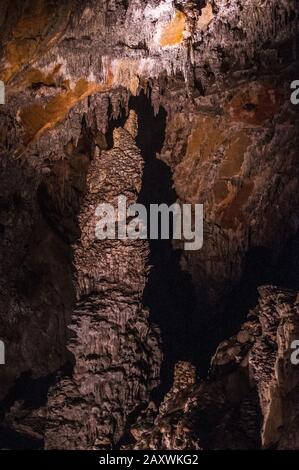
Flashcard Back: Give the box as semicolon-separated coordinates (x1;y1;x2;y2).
45;112;161;449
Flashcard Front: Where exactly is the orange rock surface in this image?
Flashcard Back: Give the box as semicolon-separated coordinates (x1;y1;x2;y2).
160;11;186;47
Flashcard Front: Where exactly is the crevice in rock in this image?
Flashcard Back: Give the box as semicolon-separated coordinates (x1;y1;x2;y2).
129;90;199;398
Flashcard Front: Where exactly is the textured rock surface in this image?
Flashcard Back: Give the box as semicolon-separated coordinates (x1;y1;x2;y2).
0;0;298;449
45;113;161;449
128;287;299;450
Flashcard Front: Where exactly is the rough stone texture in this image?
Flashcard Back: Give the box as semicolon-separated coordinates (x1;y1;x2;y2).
128;287;299;450
0;152;74;402
0;0;298;449
211;286;299;449
45;113;161;449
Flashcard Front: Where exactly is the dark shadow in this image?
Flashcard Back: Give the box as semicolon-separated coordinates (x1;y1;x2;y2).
197;237;299;378
0;426;42;450
106;99;127;149
0;371;56;450
130;91;198;399
0;365;73;449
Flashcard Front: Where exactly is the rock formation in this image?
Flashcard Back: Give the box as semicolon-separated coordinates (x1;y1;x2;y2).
0;0;298;450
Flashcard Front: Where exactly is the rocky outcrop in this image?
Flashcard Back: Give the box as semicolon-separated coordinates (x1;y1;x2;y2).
128;286;299;450
248;287;299;449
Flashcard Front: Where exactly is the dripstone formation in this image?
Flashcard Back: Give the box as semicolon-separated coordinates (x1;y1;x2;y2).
45;112;161;449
